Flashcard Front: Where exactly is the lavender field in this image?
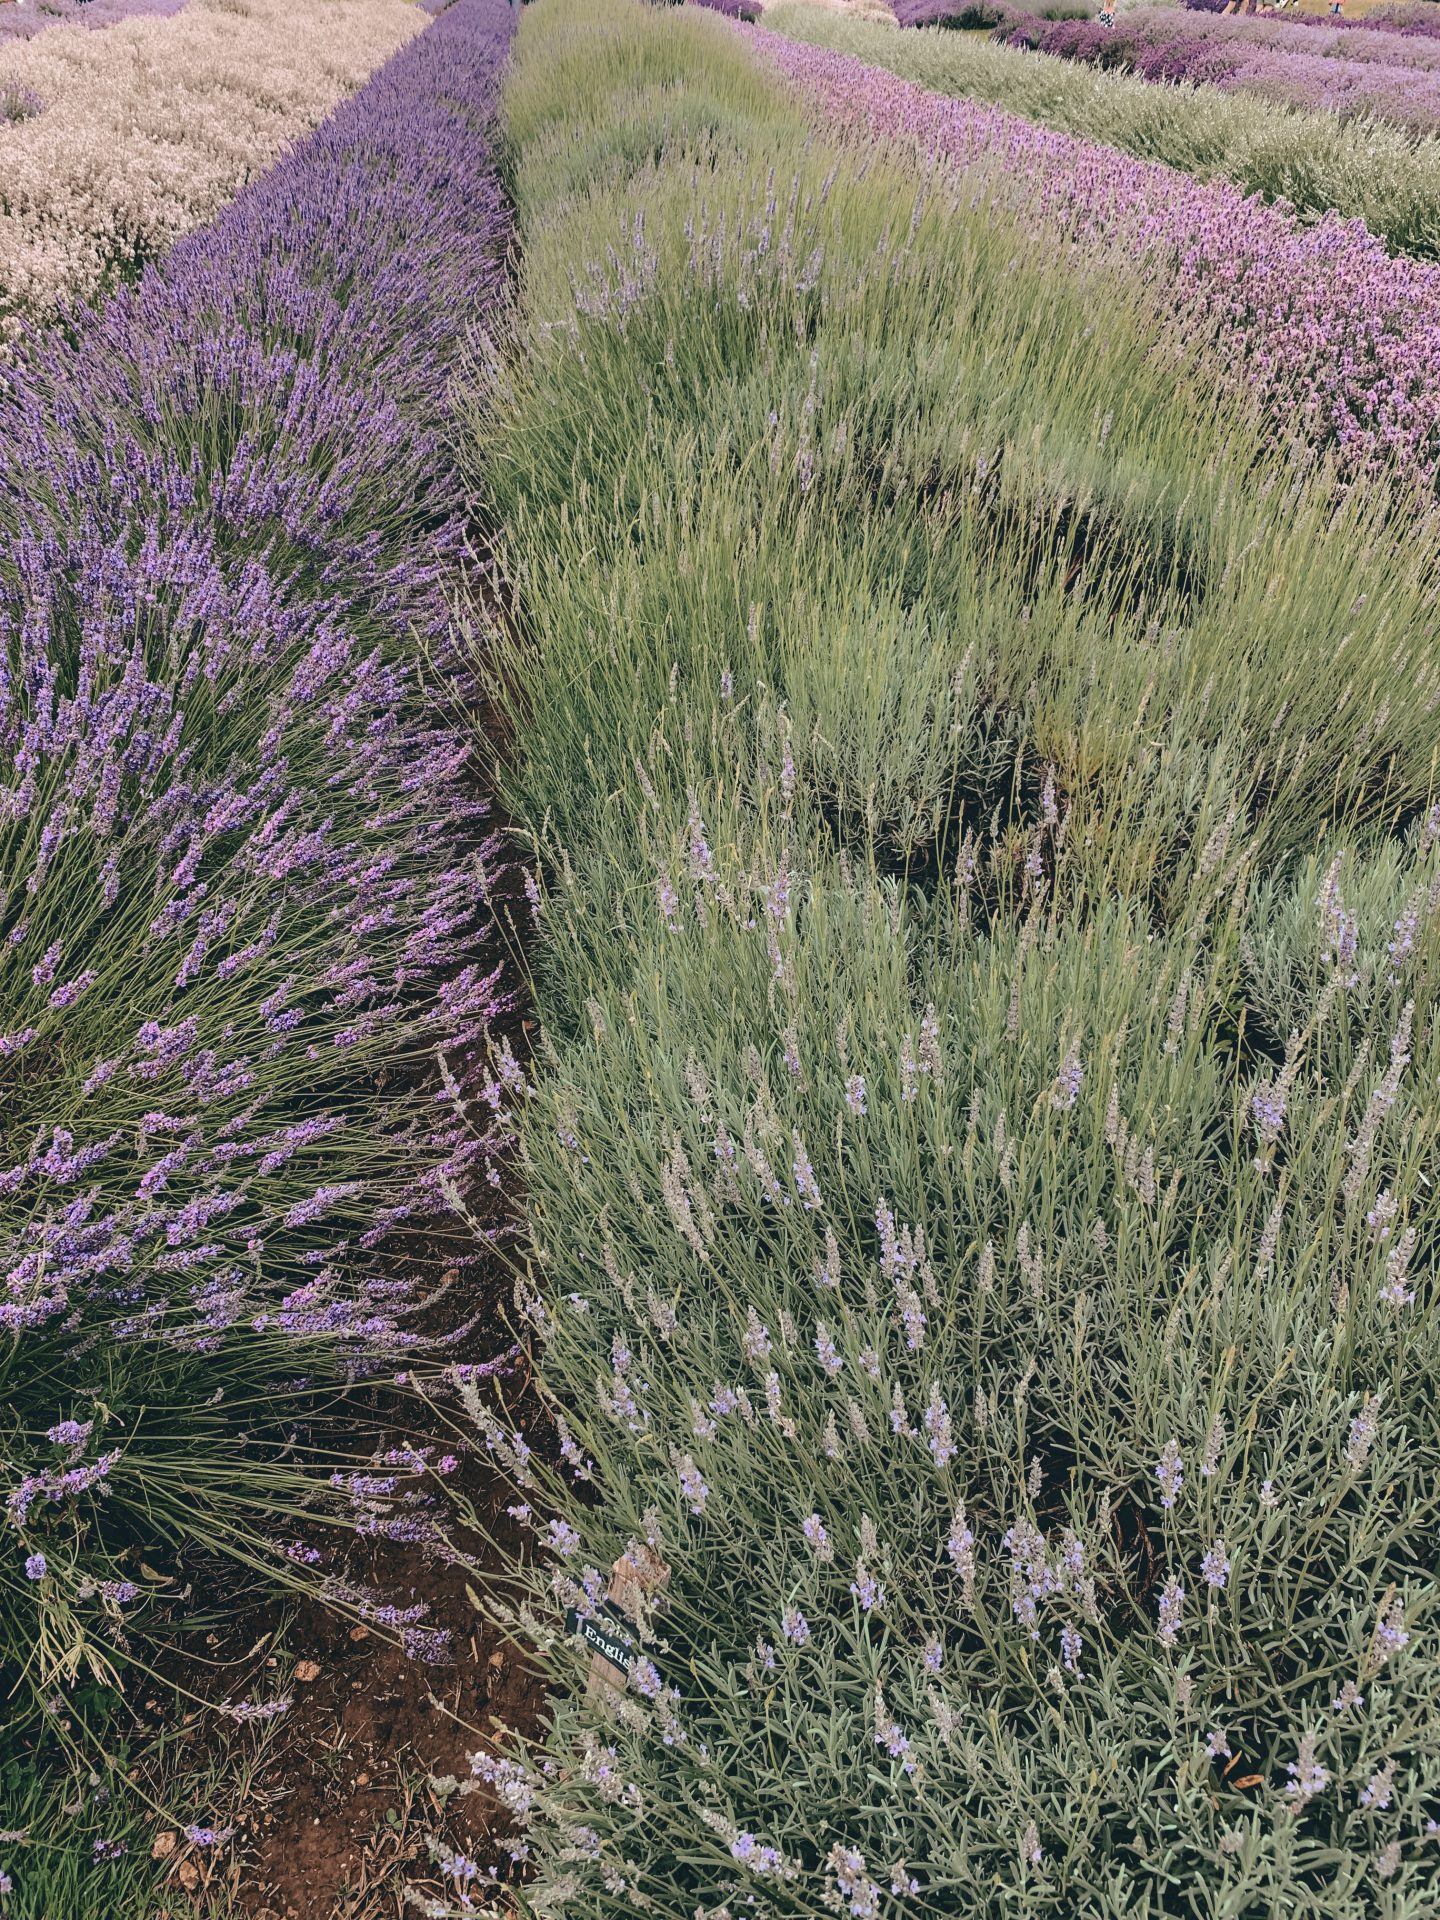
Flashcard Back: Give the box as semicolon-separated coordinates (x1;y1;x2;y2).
3;0;1439;1914
1006;4;1440;136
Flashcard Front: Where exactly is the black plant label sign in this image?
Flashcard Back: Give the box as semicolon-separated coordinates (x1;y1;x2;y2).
565;1602;648;1680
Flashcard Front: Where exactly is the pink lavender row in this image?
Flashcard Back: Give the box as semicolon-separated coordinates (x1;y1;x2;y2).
758;27;1440;485
2;0;516;1631
0;0;189;43
1182;0;1440;64
1011;7;1440;136
1183;0;1440;31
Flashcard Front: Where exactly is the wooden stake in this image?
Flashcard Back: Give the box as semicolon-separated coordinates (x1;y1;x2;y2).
582;1542;670;1706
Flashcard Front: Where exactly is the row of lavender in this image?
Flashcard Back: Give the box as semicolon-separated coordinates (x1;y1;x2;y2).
1005;5;1440;137
1182;0;1440;28
899;0;1440;34
0;0;426;344
447;2;1440;1911
1110;7;1440;74
0;0;188;43
759;22;1440;486
0;0;515;1711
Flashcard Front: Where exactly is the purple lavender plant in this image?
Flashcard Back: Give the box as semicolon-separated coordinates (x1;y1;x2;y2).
2;0;517;1694
895;0;1013;25
0;82;42;122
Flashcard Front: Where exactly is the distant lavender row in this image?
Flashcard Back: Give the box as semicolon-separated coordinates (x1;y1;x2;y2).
760;27;1440;483
904;0;1440;40
895;0;1005;24
1182;3;1440;66
1016;8;1440;135
0;0;188;43
2;0;516;1664
691;0;765;19
894;0;1077;25
0;0;424;344
1183;0;1440;33
1108;6;1440;72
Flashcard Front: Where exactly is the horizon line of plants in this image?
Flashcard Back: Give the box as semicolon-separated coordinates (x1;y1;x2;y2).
432;0;1440;1912
1158;2;1440;66
1182;0;1440;30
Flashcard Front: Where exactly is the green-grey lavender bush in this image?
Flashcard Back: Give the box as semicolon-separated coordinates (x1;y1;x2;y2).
426;2;1440;1913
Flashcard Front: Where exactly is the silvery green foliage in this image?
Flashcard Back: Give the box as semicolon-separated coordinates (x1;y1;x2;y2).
438;2;1440;1912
